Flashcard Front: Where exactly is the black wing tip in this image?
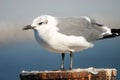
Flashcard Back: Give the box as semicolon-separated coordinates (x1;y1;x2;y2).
98;29;120;40
111;29;120;33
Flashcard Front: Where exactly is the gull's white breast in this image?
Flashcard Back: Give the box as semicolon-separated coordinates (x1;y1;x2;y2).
34;28;93;53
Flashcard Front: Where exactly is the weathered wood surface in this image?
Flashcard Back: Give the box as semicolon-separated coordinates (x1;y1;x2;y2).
20;68;117;80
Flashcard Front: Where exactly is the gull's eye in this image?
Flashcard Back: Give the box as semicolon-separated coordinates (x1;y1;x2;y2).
38;22;43;25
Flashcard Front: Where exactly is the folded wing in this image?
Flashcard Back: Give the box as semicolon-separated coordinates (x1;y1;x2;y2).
56;16;107;42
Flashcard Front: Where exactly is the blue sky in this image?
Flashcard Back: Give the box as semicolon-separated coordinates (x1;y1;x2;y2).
0;0;120;20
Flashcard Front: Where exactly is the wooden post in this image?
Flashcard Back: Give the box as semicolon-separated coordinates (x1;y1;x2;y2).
20;68;117;80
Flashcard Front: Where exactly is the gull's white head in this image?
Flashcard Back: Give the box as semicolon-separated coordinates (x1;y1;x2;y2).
23;15;48;30
23;15;57;31
31;15;48;28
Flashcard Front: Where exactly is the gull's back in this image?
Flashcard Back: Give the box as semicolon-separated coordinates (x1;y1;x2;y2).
56;16;104;42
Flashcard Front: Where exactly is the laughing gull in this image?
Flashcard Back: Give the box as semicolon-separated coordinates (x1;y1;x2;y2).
23;15;120;70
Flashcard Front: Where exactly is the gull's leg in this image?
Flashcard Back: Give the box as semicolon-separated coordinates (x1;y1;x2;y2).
69;52;73;70
61;53;65;70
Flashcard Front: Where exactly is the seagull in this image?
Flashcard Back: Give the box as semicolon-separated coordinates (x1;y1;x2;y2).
23;15;120;70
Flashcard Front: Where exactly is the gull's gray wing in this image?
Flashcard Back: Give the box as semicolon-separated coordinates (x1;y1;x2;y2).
56;17;103;42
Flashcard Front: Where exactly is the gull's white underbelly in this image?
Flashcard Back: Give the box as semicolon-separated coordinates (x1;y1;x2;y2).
34;30;93;53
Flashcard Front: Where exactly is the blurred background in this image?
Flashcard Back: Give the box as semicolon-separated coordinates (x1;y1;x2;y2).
0;0;120;80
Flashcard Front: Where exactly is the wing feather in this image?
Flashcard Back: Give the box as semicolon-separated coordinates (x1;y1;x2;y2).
56;17;102;42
